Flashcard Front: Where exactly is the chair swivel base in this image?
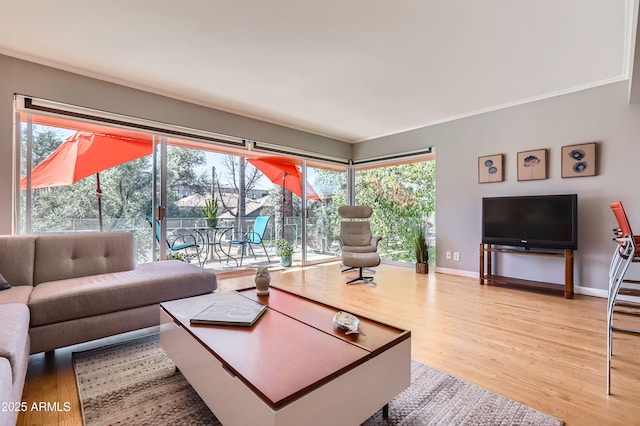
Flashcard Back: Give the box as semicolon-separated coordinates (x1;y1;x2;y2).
346;267;377;285
341;265;376;274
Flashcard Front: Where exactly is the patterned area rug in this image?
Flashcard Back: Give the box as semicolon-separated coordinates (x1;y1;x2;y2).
73;334;564;426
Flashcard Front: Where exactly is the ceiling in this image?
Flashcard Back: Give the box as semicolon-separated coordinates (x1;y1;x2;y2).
0;1;636;143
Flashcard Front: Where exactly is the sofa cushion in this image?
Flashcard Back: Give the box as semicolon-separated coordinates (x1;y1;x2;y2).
0;273;9;290
339;222;374;247
0;235;36;287
33;232;135;285
29;260;217;326
0;286;33;305
0;304;30;383
341;245;378;253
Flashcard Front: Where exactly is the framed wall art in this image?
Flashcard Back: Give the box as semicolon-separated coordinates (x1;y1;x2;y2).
517;148;547;181
478;154;504;183
562;142;597;178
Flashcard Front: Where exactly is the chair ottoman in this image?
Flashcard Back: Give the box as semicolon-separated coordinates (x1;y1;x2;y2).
341;252;381;285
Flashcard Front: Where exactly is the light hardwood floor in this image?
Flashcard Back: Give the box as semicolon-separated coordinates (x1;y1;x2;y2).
17;262;640;425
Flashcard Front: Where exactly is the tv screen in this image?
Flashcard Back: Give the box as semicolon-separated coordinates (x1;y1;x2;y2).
482;194;578;250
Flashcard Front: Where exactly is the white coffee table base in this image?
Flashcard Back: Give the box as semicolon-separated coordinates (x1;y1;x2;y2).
160;310;410;426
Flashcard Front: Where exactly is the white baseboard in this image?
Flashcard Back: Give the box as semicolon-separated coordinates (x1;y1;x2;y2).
434;266;608;299
433;266;478;278
574;286;607;298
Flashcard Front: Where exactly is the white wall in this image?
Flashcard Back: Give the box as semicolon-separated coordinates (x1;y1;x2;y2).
0;55;350;235
358;81;640;293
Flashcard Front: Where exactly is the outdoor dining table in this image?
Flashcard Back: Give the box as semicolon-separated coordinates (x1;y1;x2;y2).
193;226;237;266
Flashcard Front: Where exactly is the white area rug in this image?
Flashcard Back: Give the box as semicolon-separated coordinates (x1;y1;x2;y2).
73;334;564;426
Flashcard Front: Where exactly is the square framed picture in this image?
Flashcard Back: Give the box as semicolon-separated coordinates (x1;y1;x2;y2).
478;154;504;183
517;148;547;181
562;142;597;178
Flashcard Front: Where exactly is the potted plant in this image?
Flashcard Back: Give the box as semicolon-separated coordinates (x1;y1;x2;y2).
203;198;219;228
275;239;294;267
414;226;429;274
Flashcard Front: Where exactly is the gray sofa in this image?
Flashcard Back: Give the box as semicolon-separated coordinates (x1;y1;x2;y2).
0;231;217;426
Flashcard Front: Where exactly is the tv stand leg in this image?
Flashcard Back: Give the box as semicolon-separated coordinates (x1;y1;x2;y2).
479;244;485;284
565;249;574;299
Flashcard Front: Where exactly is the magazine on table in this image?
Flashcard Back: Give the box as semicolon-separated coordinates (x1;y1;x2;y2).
190;291;267;327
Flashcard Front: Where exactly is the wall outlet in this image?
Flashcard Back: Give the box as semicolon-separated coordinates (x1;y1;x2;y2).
446;251;452;260
453;252;460;261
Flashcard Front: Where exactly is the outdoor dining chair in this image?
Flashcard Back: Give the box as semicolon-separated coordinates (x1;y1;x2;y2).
227;216;271;266
146;217;203;266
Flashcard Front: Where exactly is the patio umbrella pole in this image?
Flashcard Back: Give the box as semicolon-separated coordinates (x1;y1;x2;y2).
281;173;287;240
245;157;322;241
96;173;103;232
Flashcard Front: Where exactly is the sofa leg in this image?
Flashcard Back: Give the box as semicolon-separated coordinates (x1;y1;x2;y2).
43;350;56;368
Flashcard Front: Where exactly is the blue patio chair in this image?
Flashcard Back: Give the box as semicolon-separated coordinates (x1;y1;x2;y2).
227;216;271;266
146;217;203;266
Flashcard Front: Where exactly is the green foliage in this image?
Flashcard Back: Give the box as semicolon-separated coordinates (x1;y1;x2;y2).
275;239;294;257
166;251;190;262
414;226;429;263
100;159;153;221
355;161;436;263
307;169;347;252
23;127;207;232
153;249;191;262
203;198;219;219
166;146;209;218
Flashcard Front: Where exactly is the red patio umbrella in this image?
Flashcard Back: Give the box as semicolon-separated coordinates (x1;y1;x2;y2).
247;157;322;238
247;157;322;202
20;131;153;231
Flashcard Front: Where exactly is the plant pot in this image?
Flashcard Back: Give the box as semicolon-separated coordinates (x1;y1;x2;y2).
205;218;218;228
280;255;292;267
416;262;428;274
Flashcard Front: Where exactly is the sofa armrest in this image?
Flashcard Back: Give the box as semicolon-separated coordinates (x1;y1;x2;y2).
0;304;29;383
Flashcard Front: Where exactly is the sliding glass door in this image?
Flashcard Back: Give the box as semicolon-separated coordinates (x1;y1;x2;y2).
16;96;352;271
303;161;347;264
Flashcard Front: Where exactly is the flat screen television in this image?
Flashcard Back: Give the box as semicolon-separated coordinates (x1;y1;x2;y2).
482;194;578;250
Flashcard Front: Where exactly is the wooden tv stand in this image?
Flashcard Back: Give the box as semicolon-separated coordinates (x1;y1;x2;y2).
479;243;574;299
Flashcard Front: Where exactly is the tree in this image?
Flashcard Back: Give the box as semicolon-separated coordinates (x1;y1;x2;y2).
355;160;436;262
308;169;347;251
311;160;435;262
100;158;153;221
216;155;262;225
165;146;208;217
22;127;210;231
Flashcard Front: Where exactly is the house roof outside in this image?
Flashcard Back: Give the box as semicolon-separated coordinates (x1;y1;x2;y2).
176;191;272;219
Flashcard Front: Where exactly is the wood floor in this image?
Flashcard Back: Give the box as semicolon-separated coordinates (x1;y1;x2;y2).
17;262;640;425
